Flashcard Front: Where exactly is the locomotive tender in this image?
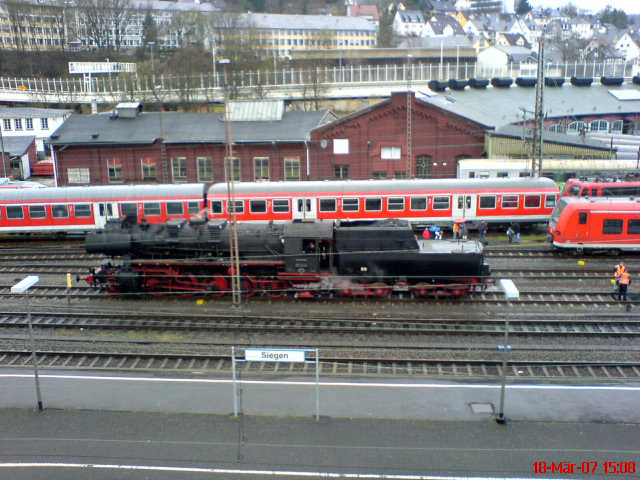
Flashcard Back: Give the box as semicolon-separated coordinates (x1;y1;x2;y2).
83;217;490;298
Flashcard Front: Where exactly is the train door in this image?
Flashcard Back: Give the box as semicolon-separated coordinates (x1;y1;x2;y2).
452;194;476;221
94;202;119;228
292;197;317;221
574;211;589;241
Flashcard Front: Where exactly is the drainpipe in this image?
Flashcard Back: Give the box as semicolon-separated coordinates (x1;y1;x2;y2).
305;140;310;179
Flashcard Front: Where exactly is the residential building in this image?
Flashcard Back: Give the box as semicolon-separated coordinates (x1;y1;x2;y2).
476;45;534;76
346;3;380;28
393;10;427;37
495;32;531;49
615;31;640;61
424;14;465;37
0;107;71;157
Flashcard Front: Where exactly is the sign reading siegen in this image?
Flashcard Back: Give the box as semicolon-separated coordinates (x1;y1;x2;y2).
245;349;306;363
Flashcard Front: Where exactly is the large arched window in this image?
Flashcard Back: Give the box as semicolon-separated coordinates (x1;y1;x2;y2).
567;121;586;135
416;155;433;179
549;123;565;133
589;120;609;132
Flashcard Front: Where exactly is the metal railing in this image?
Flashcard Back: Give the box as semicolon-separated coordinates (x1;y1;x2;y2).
0;60;638;103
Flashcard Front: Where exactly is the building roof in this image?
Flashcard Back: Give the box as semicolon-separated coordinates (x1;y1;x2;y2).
428;13;465;35
241;12;375;31
398;35;472;48
396;10;426;23
0;107;72;118
430;0;457;12
0;136;35;156
419;83;640;129
499;33;531;48
490;124;611;150
347;4;380;21
47;110;334;146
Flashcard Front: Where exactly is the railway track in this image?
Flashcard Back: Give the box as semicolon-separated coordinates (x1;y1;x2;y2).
1;350;638;380
2;311;640;337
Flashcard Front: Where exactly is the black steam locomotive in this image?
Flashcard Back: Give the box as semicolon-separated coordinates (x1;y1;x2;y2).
81;217;491;298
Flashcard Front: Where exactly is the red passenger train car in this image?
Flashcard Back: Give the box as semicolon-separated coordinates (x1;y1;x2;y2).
548;197;640;252
0;184;206;234
562;178;640;198
206;178;560;226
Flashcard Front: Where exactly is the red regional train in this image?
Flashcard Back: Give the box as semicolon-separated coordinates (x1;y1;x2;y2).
562;178;640;198
206;178;560;226
548;197;640;253
0;184;205;234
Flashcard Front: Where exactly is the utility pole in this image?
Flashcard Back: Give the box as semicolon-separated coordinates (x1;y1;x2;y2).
221;59;242;307
532;37;545;177
406;54;413;179
0;123;7;178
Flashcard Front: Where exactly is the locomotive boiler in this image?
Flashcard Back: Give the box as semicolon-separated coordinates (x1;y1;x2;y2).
82;218;491;298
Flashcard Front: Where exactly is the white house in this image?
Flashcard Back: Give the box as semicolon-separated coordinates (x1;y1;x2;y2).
393;10;427;37
0;107;71;158
476;45;534;77
615;32;640;61
569;20;595;40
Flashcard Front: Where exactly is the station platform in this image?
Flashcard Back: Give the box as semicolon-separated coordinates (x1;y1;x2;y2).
0;368;638;479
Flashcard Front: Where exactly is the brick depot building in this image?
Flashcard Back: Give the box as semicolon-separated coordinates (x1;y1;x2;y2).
48;95;490;186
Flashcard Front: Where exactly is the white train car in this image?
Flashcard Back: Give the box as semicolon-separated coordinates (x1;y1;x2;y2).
457;159;640;180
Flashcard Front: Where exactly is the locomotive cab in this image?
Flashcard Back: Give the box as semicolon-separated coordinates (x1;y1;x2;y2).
282;222;334;274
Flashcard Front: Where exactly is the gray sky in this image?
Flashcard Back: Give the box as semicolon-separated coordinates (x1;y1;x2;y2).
529;0;639;15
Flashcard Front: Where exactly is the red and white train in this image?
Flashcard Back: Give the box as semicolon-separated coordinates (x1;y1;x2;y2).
0;184;205;234
0;177;560;235
206;178;560;226
548;197;640;252
561;178;640;198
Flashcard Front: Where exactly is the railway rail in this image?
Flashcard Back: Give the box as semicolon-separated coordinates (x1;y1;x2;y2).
2;311;640;337
1;350;638;380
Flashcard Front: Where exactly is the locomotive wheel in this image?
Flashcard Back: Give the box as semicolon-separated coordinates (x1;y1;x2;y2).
203;276;228;297
266;280;286;298
370;282;392;297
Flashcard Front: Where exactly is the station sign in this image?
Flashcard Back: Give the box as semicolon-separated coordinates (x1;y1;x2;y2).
69;62;137;74
245;348;306;363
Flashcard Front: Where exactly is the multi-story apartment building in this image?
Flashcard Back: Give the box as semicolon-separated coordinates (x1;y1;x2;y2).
0;0;375;56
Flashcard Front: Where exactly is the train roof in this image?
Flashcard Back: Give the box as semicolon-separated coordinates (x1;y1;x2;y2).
208;177;558;195
0;184;205;202
556;196;640;211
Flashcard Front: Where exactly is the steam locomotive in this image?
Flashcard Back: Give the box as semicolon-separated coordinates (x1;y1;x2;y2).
82;217;491;298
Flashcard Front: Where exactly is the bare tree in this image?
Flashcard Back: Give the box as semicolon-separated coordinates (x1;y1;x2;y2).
74;0;134;50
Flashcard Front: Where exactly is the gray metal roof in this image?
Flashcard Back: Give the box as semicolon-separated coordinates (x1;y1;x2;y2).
0;107;71;118
47;110;332;146
207;177;558;195
397;10;426;23
227;100;284;122
0;136;35;156
423;83;640;129
241;12;375;32
491;125;611;150
0;184;205;202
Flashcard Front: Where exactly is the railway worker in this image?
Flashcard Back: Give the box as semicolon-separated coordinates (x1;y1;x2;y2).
509;222;521;244
614;261;627;280
617;270;631;302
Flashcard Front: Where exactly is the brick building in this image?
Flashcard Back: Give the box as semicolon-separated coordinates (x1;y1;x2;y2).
311;92;490;180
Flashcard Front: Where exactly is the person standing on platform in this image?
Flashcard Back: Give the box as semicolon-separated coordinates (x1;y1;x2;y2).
478;220;488;244
452;221;460;240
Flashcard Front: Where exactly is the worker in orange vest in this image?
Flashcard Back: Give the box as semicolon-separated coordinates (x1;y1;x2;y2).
614;261;627;278
617;270;631;301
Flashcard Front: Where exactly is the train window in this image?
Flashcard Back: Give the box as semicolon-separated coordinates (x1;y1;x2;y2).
143;203;161;216
121;203;137;217
52;205;69;218
167;202;184;216
433;196;450;210
603;219;623;235
273;199;290;213
578;212;588;224
497;171;508;178
342;198;359;212
545;194;556;208
319;199;336;212
410;197;427;210
628;220;640;234
250;200;267;213
479;196;496;209
365;198;382;211
28;205;46;219
6;206;24;219
580;188;589;197
230;201;244;214
468;172;476;178
524;195;541;208
388;197;405;211
75;204;92;217
210;201;222;214
501;195;518;209
568;186;580;196
519;172;531;177
188;202;200;215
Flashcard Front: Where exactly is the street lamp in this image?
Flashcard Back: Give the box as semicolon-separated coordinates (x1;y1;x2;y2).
11;276;43;411
496;278;519;424
148;41;156;84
